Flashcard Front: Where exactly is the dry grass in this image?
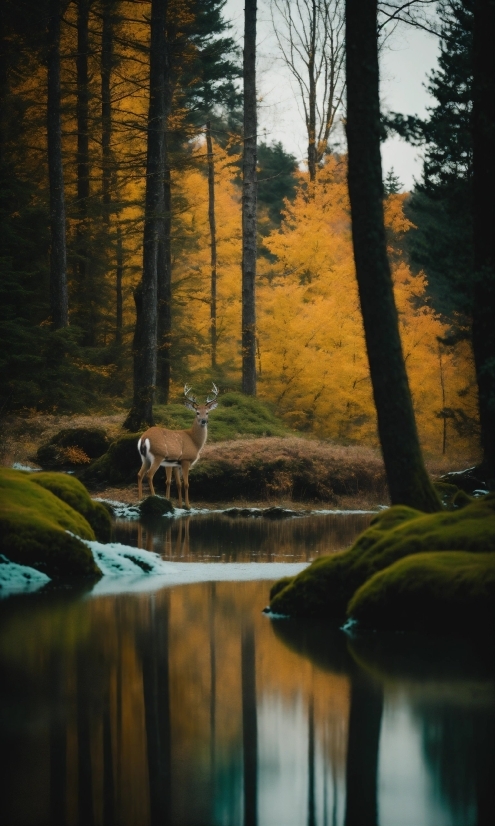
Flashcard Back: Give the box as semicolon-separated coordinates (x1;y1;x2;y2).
0;413;479;509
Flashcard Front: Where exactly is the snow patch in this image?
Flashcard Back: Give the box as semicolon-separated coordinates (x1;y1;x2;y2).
84;538;308;596
12;463;40;472
0;554;50;597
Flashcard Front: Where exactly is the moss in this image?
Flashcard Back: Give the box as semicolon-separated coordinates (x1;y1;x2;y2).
36;427;110;468
347;551;495;633
433;481;473;510
269;495;495;619
79;433;141;488
138;495;174;518
0;469;101;579
31;472;112;541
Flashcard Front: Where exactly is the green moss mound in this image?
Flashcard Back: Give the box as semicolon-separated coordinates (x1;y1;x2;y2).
0;469;101;579
36;427;110;468
79;433;141;488
138;495;174;518
269;496;495;619
348;551;495;633
31;472;112;541
155;391;289;442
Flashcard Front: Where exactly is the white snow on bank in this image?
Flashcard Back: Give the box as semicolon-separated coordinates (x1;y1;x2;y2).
0;554;50;596
11;463;40;472
86;539;308;596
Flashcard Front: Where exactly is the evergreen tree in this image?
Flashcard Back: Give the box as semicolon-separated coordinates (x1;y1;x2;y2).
385;1;474;319
257;141;298;226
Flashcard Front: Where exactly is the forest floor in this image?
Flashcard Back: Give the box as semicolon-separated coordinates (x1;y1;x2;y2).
0;411;477;511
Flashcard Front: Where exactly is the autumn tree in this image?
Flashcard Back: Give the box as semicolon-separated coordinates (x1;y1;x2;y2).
345;0;441;511
271;0;345;181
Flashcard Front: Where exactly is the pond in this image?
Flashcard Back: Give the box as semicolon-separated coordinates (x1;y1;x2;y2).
0;511;494;826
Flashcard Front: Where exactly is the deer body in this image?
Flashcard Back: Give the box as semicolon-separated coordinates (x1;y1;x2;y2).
137;385;218;508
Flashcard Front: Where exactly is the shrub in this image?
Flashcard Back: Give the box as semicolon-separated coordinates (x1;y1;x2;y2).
36;427;110;469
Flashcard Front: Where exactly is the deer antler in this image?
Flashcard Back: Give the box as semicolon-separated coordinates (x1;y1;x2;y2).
206;383;219;405
184;384;198;406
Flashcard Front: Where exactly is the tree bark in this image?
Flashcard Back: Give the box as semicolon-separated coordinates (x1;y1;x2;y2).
206;120;218;368
345;0;441;512
157;123;171;402
116;224;123;345
101;0;114;220
472;0;495;480
125;0;168;431
76;0;95;345
242;0;258;396
47;0;69;329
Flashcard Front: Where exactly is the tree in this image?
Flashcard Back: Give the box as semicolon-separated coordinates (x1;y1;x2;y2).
124;0;168;432
385;1;474;320
257;141;297;227
271;0;345;181
472;0;495;479
345;0;441;511
242;0;257;396
47;0;69;329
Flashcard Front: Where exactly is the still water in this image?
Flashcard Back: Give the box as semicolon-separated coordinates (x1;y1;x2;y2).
0;511;494;826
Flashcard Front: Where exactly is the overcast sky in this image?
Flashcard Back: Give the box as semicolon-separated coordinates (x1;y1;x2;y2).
224;0;440;191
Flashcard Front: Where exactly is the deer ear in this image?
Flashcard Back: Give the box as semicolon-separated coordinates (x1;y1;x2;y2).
184;400;197;411
206;400;218;411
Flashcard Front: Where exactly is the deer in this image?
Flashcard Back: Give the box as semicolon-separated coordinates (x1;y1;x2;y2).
137;384;219;509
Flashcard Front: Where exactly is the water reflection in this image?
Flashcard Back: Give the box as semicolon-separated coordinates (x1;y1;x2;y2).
0;583;493;826
114;511;374;562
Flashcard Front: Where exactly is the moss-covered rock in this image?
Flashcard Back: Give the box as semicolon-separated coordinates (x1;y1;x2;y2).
269;496;495;619
79;433;141;488
433;481;473;510
31;472;112;541
0;469;101;579
347;551;495;633
35;427;110;468
138;495;174;518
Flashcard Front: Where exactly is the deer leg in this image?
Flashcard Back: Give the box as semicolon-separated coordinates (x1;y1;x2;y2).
182;461;191;509
165;466;172;500
146;456;162;497
174;466;182;508
137;458;149;500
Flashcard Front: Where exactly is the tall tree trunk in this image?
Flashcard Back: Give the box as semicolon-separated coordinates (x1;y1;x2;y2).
47;0;68;329
76;0;94;344
242;0;257;396
116;224;123;345
124;0;168;431
101;0;114;222
307;0;317;183
156;7;171;404
206;120;217;368
472;0;495;481
345;0;441;512
157;136;172;402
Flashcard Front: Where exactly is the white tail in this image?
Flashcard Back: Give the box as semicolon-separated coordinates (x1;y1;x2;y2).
137;384;218;508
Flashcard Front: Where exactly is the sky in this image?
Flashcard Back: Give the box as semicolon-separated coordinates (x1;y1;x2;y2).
224;0;440;192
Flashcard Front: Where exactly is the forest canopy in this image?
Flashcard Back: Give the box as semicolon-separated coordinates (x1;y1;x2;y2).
0;0;483;463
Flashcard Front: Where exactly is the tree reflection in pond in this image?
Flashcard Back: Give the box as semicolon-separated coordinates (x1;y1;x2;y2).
0;581;493;826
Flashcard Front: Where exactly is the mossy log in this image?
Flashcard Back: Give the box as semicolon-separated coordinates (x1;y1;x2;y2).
269;495;495;620
0;469;102;580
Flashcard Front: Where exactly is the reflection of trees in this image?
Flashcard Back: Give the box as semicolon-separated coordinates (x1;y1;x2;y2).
138;593;172;823
117;511;373;562
242;620;258;826
272;619;383;826
349;632;495;826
